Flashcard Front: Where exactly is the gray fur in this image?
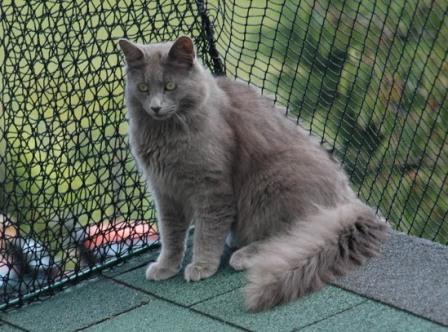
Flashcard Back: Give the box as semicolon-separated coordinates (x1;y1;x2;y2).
118;37;389;311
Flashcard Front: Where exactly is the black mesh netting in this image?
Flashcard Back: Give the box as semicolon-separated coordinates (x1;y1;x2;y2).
0;0;447;308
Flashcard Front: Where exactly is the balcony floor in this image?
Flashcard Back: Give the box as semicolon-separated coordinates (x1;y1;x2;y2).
0;231;447;332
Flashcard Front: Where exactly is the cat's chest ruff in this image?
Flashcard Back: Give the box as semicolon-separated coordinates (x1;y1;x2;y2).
135;134;195;180
137;140;178;171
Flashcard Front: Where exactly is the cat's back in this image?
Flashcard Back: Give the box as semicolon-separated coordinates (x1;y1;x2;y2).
215;77;350;198
215;77;310;151
216;77;277;119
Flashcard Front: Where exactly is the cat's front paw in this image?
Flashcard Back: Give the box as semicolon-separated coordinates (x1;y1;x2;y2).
184;262;218;282
145;262;178;281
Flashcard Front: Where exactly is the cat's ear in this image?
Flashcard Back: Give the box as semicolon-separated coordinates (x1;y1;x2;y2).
168;36;195;69
118;39;144;64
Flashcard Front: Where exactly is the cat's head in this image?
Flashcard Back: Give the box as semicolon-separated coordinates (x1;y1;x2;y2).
118;36;208;121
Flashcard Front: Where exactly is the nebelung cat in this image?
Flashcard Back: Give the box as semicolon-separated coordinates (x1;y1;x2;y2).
118;36;388;311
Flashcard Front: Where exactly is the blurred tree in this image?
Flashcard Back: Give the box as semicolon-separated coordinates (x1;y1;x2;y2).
243;0;447;243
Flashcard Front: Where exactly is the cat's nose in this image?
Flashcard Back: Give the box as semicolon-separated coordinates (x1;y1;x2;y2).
151;106;161;114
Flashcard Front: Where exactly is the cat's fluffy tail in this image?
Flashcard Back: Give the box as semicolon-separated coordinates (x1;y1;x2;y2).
244;201;389;312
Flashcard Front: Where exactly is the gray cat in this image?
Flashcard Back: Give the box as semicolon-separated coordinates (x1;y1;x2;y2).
118;36;389;312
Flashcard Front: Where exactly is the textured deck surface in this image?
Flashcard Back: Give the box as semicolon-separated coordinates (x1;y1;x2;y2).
0;231;447;332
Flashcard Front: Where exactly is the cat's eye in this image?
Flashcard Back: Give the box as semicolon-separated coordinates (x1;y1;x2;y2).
137;83;149;92
165;82;176;91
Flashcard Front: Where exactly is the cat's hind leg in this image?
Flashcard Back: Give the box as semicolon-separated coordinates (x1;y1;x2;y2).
229;242;260;271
